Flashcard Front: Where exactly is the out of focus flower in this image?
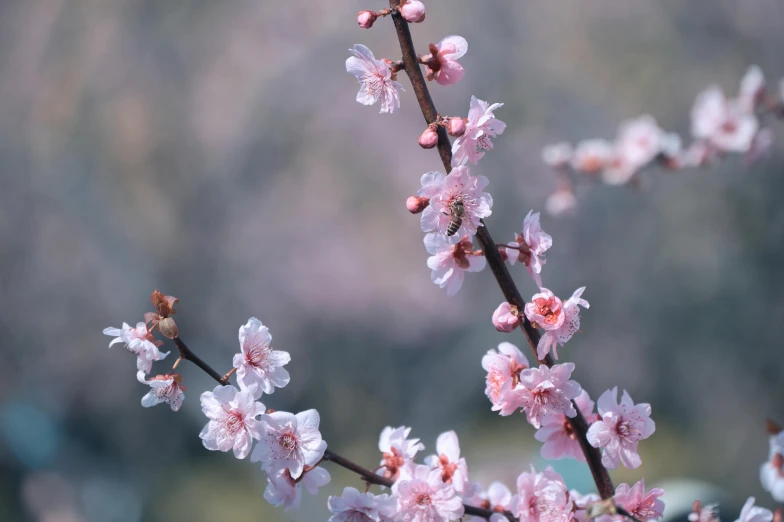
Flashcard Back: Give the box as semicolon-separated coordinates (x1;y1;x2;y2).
761;431;784;502
346;44;403;113
462;481;514;522
424;431;470;494
691;86;759;153
514;363;582;428
534;389;597;462
571;139;614;173
739;65;766;113
252;409;327;479
264;466;331;511
586;387;655;470
603;115;666;185
524;287;589;360
400;0;426;23
689;502;720;522
506;210;552;287
451;96;506;166
735;498;773;522
418;167;493;237
328;487;398;522
542;143;573;169
512;467;573;522
422;36;468;86
103;322;169;374
572;490;602;522
492;302;521;333
136;371;185;412
199;385;265;459
379;426;425;481
394;464;465;521
233;318;290;399
546;186;578;216
424;234;486;297
482;342;530;415
746;128;774;165
606;479;665;522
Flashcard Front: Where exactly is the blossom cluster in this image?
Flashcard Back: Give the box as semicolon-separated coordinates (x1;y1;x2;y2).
541;65;783;216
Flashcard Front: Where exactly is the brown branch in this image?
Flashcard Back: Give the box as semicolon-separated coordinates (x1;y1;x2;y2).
388;0;615;500
172;336;230;385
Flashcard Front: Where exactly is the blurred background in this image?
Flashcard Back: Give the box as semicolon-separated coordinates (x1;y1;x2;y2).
2;0;784;520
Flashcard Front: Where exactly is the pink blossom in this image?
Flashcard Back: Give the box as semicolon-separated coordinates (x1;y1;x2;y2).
603;115;666;185
451;96;506;166
232;317;290;399
103;322;169;374
534;389;597;462
746;127;774;165
357;10;378;29
418;167;493;237
492;302;520;333
424;431;470;494
378;425;425;481
420;127;439;149
346;44;404;114
263;466;331;512
199;384;265;459
739;65;766;113
546;187;578;217
514;363;582;428
691;86;759;153
447;117;466;137
571;490;601;522
422;36;468;86
400;0;426;23
462;482;514;522
506;210;552;287
251;409;327;479
586;387;655;470
136;371;185;412
524;287;589;360
424;234;486;297
542;143;573;169
735;498;773;522
512;466;573;522
610;479;665;522
689;502;720;522
328;487;398;522
571;140;614;173
394;464;465;521
482;342;530;416
760;432;784;502
407;195;430;214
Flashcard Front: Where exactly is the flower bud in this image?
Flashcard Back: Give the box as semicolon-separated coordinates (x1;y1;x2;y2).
446;117;466;137
357;10;377;29
400;0;426;23
492;302;520;333
418;127;439;149
158;317;179;339
406;196;430;214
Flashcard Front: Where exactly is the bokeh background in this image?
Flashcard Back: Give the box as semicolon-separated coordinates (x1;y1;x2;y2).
2;1;784;520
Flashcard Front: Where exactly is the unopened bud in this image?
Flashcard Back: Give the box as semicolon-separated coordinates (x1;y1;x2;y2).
446;117;466;137
418;127;439;149
492;302;520;333
400;0;426;23
357;10;377;29
406;196;430;214
158;317;179;339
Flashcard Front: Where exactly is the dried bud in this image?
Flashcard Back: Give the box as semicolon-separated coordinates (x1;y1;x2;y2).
357;10;377;29
158;317;179;339
406;196;430;214
446;117;466;137
418;127;439;149
150;290;178;318
400;0;426;23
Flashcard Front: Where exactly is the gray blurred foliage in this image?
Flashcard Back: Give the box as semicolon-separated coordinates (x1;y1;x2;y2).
1;1;784;521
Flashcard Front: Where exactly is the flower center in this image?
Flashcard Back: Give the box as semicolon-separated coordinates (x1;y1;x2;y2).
416;493;432;506
476;134;492;152
246;341;269;368
721;119;738;134
451;237;474;269
533;297;561;325
279;432;298;456
439;454;458;483
225;411;245;435
362;73;385;98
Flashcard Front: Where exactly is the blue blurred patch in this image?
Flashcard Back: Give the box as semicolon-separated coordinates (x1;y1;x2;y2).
1;402;60;469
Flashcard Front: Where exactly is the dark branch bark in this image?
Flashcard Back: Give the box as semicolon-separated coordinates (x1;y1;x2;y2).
173;336;229;385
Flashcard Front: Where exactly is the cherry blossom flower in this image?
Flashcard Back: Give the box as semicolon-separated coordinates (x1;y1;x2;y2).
378;425;425;481
422;36;468;86
571;139;614;173
424;431;470;494
424;233;486;297
689;502;720;522
482;342;529;416
512;467;573;522
451;96;506;166
103;322;169;374
513;363;582;429
394;464;465;521
506;210;552;287
546;186;578;217
572;490;601;522
524;287;589;360
586;387;655;470
263;466;331;512
760;431;784;502
609;479;665;522
534;389;597;462
418;167;493;237
232;317;290;399
328;487;398;522
136;371;185;412
603;115;666;186
346;44;403;114
492;302;521;333
400;0;426;23
199;384;265;459
251;409;327;479
542;143;573;169
739;65;766;113
735;498;773;522
691;86;759;153
462;482;513;522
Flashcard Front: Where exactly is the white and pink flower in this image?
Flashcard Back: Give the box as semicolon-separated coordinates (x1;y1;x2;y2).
232;317;290;399
199;385;265;459
328;487;398;522
379;425;425;481
251;409;327;479
735;498;773;522
691;85;759;153
534;389;597;462
418;167;493;237
103;322;169;374
514;363;582;429
608;479;665;522
571;139;614;173
424;431;470;495
136;371;185;412
739;65;766;113
424;234;486;297
603;115;666;185
422;36;468;86
586;387;655;470
394;464;465;521
346;44;403;114
524;287;589;360
263;466;331;512
482;342;529;416
451;96;506;166
512;467;573;522
542;143;573;169
506;210;552;287
760;430;784;502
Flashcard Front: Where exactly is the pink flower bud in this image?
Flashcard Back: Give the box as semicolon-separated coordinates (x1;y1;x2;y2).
400;0;426;23
406;196;430;214
446;117;466;137
418;127;439;149
357;10;377;29
492;302;520;333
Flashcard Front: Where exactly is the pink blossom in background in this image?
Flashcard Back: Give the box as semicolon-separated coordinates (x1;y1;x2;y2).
603;115;666;186
264;466;331;511
424;234;486;297
451;96;506;166
691;85;759;153
604;479;665;522
541;143;573;168
424;431;470;494
760;431;784;502
199;384;265;459
689;503;720;522
394;464;465;521
546;186;578;217
378;426;425;481
739;65;766;113
103;322;169;374
534;389;597;462
512;467;573;522
233;317;290;399
136;371;185;412
746;127;774;165
328;487;398;522
571;490;601;522
514;363;582;428
251;409;327;479
524;287;589;360
482;342;529;416
423;35;468;86
571;139;614;173
586;387;655;470
346;44;403;113
492;302;520;333
506;210;552;287
735;498;773;522
399;0;426;23
418;167;493;237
